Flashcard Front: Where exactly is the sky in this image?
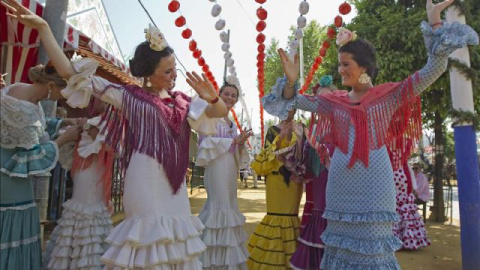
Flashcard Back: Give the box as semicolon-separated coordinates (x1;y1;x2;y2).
102;0;356;133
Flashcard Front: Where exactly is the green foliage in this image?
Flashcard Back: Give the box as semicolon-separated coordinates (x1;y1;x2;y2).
263;21;329;95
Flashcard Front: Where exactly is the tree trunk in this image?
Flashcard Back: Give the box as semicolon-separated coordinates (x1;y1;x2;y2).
429;110;447;222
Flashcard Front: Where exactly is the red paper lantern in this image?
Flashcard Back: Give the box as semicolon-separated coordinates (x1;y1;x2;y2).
313;62;319;69
322;41;330;49
258;44;265;53
256;21;267;32
189;40;197;51
327;27;336;39
255;0;266;3
256;7;268;20
257;53;265;61
168;0;180;12
315;57;322;64
202;65;209;73
319;47;327;57
339;2;352;15
175;16;186;27
198;57;205;66
182;28;192;39
334;15;343;28
193;49;202;59
256;33;266;43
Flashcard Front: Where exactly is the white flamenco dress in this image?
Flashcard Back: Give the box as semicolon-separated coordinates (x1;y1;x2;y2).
44;117;113;269
60;58;218;269
196;119;250;269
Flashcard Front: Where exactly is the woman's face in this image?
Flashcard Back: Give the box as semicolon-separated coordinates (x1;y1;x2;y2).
338;52;365;87
150;54;177;90
220;86;238;110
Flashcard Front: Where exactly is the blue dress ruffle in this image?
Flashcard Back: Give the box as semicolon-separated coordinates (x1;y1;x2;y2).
262;76;300;121
0;142;59;178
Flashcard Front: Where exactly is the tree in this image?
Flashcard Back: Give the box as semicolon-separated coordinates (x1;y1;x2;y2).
322;0;479;221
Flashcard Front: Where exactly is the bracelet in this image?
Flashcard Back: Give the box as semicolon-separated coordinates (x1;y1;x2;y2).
431;21;443;28
209;96;219;104
286;80;296;88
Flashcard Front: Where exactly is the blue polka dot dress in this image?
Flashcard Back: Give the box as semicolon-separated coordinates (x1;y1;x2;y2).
261;21;478;269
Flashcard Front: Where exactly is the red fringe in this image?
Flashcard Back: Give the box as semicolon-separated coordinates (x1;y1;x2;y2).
307;73;422;171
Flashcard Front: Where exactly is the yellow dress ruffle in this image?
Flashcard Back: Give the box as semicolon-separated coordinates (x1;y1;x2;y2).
251;134;297;176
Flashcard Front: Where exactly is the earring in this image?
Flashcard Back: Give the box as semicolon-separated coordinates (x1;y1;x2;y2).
146;77;152;87
358;72;371;84
47;87;52;99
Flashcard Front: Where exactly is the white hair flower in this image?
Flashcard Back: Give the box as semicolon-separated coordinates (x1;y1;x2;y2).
144;24;168;51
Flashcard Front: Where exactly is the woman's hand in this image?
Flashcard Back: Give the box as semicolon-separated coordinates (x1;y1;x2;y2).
235;128;253;145
1;0;48;30
186;71;217;102
55;125;81;147
63;118;88;127
427;0;455;29
278;48;299;85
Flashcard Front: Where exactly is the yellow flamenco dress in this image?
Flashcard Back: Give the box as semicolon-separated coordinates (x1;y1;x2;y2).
247;125;303;269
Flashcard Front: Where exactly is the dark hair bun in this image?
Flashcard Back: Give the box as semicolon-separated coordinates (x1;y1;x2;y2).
339;38;378;81
129;42;174;77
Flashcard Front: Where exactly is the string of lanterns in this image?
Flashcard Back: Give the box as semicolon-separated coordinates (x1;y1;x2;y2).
255;0;267;146
299;1;352;94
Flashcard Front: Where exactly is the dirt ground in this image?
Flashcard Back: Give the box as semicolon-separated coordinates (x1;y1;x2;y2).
189;178;462;270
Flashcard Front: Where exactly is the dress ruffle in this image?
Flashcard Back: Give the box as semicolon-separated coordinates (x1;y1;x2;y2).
101;215;206;269
393;193;430;249
321;231;402;256
247;215;300;270
0;141;59;178
321;246;400;270
420;20;479;57
187;96;218;136
61;58;100;109
323;210;399;223
261;76;300;121
199;209;246;229
196;138;233;167
290;209;326;270
44;199;112;270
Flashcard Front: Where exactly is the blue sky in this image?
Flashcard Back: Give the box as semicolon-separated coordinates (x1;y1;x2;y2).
102;0;355;133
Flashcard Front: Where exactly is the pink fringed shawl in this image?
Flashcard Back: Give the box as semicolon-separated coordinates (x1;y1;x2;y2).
307;73;422;171
100;85;192;194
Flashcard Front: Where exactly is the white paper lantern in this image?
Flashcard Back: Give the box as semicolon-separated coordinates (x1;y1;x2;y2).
297;16;307;29
294;29;303;40
215;19;226;31
208;0;215;2
224;51;232;60
299;1;309;15
220;31;228;42
221;42;230;51
289;40;300;50
229;66;236;73
211;4;222;17
226;58;234;67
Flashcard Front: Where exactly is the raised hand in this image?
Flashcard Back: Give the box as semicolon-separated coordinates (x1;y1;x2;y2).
186;71;217;102
426;0;455;26
235;128;253;145
278;48;299;85
1;0;48;29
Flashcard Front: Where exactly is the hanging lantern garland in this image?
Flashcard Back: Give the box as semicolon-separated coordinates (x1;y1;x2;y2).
168;0;219;90
299;1;352;94
255;0;267;146
206;0;249;134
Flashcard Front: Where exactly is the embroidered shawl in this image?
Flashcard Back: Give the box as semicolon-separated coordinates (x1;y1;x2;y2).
100;85;192;194
307;73;422;171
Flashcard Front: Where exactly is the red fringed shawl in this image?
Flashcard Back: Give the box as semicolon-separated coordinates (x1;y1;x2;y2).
307;73;422;171
70;143;115;207
100;85;192;194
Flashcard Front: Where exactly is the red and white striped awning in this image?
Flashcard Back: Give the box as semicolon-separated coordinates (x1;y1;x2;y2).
1;0;129;85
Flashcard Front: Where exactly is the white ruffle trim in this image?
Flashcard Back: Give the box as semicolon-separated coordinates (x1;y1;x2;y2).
200;245;248;269
196;137;233;167
187;96;217;136
198;209;246;229
44;199;112;270
101;215;206;269
61;59;99;108
201;226;248;247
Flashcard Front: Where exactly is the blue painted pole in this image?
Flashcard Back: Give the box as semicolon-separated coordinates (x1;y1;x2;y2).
453;126;480;270
446;6;480;269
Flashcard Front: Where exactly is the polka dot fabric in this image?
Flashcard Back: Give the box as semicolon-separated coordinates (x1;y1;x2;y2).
392;168;430;249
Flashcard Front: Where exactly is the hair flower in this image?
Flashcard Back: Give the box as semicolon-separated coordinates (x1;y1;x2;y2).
144;24;168;52
319;75;333;87
336;27;358;47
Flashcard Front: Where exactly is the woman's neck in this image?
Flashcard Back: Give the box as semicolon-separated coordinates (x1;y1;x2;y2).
143;86;170;98
349;82;374;101
29;84;48;104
